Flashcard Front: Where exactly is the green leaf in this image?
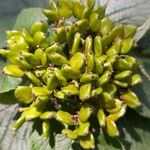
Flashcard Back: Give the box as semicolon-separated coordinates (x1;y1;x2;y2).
0;75;22;93
14;8;47;30
119;109;150;150
0;90;19;104
0;16;17;48
134;18;150;43
133;56;150;118
0;59;22;93
0;104;32;150
96;129;125;150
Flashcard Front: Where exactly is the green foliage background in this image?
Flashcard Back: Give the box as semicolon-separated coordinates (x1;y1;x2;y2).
0;0;150;150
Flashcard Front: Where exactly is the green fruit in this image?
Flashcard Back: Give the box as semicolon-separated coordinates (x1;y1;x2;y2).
79;83;92;101
97;108;106;127
56;110;73;125
79;104;93;122
3;65;24;78
76;122;90;136
121;90;140;108
15;86;33;104
79;133;95;149
106;118;119;137
62;129;77;140
42;120;50;139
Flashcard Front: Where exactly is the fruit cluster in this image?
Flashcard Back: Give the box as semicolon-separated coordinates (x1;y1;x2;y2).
0;0;142;149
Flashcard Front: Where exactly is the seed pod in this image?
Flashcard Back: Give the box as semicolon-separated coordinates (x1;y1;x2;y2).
12;116;25;130
107;55;118;65
97;71;112;86
56;110;73;125
61;84;79;96
40;111;56;119
34;31;46;45
86;53;95;72
85;36;92;54
22;29;36;47
7;30;21;39
75;19;89;33
124;55;138;68
101;92;115;109
3;65;24;78
72;1;84;19
106;39;122;56
106;99;123;114
104;62;113;72
94;57;104;75
15;86;33;104
79;83;92;101
94;36;103;57
32;96;49;108
97;108;106;127
81;7;92;19
89;13;101;32
66;25;77;43
42;120;50;139
22;106;43;121
25;71;42;86
49;0;57;10
86;0;96;8
47;73;59;90
131;74;142;86
54;26;67;44
80;73;99;83
113;79;128;88
124;25;137;38
17;58;33;70
70;32;81;56
53;68;68;86
115;58;132;71
101;34;113;49
62;129;78;140
70;52;85;71
102;25;123;48
58;1;72;18
34;69;46;77
32;86;51;97
114;70;132;80
91;87;103;97
106;118;119;137
43;9;59;22
54;91;68;100
34;48;47;66
79;133;95;149
108;104;127;121
110;24;124;40
21;52;40;67
79;104;93;122
103;84;117;94
46;43;63;54
94;6;105;19
100;17;114;36
30;21;48;36
48;52;69;66
8;36;28;52
76;122;90;136
120;90;140;108
121;38;133;54
61;64;81;79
